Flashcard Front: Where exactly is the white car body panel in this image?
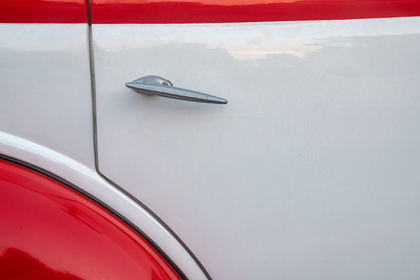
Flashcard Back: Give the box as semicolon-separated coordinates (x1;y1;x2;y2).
93;17;420;279
0;24;207;279
0;24;94;169
0;131;207;279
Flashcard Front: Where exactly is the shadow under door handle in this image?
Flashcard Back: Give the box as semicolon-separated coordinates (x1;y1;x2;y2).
126;76;228;104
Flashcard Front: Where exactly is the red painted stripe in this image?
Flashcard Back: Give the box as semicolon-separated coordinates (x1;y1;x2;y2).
92;0;420;24
0;0;87;23
1;0;419;24
0;159;181;280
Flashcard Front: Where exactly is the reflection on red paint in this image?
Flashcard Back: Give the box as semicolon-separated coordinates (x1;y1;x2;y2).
0;248;83;280
0;0;87;23
2;0;419;24
0;160;180;280
91;0;420;24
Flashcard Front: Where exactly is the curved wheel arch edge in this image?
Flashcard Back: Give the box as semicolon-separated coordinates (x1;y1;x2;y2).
0;131;209;280
0;154;186;280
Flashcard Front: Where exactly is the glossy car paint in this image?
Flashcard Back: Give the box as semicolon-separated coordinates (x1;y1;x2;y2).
0;24;94;169
0;132;208;280
0;0;87;23
91;0;420;24
2;1;420;280
0;159;180;280
94;17;420;279
0;23;207;278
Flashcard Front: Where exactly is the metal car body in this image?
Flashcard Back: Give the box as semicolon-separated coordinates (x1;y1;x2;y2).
1;1;420;279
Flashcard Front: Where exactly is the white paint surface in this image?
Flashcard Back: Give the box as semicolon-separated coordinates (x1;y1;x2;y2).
94;17;420;279
0;24;207;279
0;24;94;168
0;133;208;280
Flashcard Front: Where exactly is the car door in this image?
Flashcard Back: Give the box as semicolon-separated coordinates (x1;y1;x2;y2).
91;1;420;279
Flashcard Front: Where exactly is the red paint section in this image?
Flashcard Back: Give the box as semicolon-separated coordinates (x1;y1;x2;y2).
0;0;87;23
0;160;181;280
91;0;420;24
2;0;419;24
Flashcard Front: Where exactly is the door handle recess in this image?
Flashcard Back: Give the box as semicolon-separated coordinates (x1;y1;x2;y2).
126;76;228;104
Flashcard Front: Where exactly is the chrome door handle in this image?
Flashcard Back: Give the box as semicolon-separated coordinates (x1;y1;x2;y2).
126;76;228;104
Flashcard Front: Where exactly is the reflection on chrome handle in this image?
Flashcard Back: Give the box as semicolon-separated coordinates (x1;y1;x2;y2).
126;76;228;104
